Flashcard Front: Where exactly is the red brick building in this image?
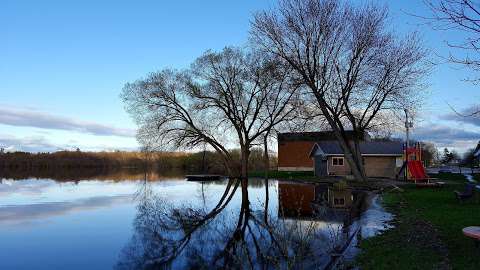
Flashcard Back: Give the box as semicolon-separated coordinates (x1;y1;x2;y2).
277;131;369;171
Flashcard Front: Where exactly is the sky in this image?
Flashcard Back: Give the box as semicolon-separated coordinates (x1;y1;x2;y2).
1;0;479;154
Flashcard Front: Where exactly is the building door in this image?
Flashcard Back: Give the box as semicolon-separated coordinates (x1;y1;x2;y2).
315;156;328;176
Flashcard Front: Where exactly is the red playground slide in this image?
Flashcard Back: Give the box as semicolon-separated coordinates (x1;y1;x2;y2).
407;160;428;181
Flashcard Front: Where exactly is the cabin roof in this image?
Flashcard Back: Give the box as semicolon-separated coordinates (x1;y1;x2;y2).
310;141;403;157
278;131;369;142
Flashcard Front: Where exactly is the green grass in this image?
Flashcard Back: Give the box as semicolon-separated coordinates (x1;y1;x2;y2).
437;172;470;182
356;173;480;270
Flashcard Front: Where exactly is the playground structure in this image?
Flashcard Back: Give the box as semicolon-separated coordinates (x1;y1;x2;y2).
397;142;444;187
399;108;436;183
396;142;427;181
403;142;429;182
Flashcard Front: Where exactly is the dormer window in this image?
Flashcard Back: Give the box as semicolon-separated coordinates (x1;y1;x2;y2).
332;157;344;166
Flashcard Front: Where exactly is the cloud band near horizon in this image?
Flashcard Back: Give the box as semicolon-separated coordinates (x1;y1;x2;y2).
0;107;135;137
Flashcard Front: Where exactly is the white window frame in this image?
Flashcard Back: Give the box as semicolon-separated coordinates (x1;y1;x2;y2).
332;157;344;166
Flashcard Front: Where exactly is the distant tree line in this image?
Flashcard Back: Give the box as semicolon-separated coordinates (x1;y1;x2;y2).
0;149;277;175
418;144;479;168
411;143;475;167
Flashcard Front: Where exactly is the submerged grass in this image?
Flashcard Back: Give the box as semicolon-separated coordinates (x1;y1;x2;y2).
356;173;480;270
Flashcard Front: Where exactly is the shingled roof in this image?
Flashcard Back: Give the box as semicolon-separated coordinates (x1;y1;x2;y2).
278;131;369;142
311;141;403;156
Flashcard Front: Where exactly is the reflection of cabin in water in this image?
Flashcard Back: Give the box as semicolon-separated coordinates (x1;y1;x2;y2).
327;189;353;208
278;182;355;220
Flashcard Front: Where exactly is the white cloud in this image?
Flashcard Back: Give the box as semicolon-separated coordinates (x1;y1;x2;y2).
413;124;480;152
0;107;135;137
441;105;480;127
0;135;60;152
0;134;138;153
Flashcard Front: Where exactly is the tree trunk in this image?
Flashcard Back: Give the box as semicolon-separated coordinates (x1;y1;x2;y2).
313;95;368;181
240;146;250;180
241;179;249;207
352;136;367;180
263;135;270;179
264;178;269;223
330;126;367;181
341;147;366;181
222;158;233;177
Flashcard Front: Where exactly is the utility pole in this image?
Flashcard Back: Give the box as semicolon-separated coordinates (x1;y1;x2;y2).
404;109;413;181
404;109;412;151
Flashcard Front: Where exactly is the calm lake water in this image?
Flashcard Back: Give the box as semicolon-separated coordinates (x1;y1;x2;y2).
0;171;392;269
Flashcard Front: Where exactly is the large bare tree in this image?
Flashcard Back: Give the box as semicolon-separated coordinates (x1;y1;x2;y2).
251;0;427;181
122;47;299;179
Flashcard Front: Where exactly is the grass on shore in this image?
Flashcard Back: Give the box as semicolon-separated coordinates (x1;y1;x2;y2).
356;173;480;270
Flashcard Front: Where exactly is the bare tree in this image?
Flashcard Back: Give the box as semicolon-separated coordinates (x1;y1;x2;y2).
123;68;234;174
258;63;306;177
422;0;480;117
251;0;427;181
122;47;300;179
424;0;480;81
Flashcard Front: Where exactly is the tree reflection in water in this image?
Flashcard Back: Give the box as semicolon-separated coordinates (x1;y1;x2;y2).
116;178;360;269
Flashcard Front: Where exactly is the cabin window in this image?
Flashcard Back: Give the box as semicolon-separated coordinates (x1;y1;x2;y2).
332;157;344;166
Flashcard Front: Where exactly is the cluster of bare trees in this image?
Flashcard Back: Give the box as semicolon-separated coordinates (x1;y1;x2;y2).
123;48;305;179
122;0;427;181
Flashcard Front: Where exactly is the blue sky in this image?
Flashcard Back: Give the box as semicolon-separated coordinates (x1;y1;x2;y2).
1;0;479;153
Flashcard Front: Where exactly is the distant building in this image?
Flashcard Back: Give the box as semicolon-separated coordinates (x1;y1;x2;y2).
277;131;370;171
310;141;404;178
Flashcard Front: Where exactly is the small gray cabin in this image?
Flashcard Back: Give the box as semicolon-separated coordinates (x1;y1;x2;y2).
309;141;404;178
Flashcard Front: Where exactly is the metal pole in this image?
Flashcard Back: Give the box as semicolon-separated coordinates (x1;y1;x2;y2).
404;109;410;181
405;109;410;151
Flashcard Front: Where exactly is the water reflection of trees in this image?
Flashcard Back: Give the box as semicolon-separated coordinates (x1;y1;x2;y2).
0;168;184;182
116;179;356;269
